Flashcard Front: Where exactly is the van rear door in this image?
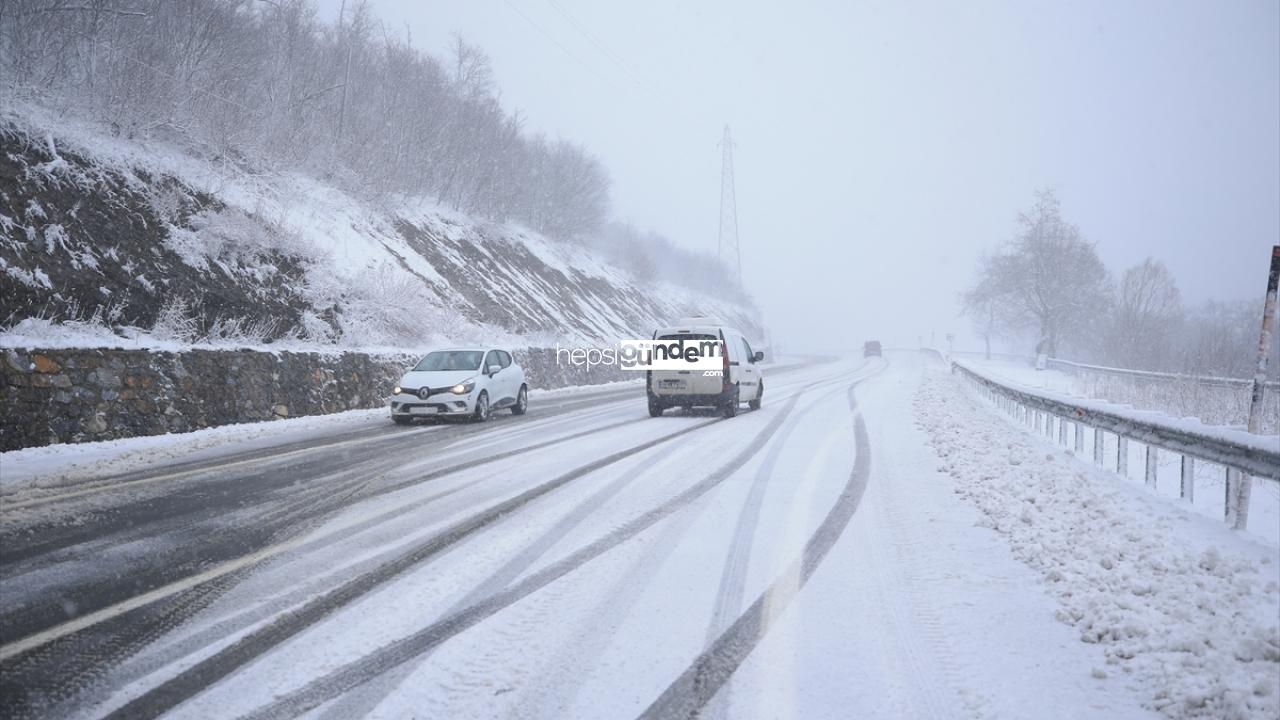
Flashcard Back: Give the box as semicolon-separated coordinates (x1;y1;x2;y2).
651;331;724;397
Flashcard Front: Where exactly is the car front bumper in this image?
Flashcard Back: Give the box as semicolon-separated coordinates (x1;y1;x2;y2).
388;394;474;417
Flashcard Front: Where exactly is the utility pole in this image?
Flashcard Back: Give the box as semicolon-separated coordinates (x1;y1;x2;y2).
1230;245;1280;530
717;125;742;288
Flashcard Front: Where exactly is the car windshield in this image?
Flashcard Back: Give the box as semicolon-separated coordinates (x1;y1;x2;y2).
414;351;483;372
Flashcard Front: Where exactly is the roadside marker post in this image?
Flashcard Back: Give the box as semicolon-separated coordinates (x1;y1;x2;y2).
1230;245;1280;530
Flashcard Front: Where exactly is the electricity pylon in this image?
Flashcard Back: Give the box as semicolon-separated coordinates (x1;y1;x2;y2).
717;125;742;288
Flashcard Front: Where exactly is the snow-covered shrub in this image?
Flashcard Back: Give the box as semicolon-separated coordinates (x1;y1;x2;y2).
146;181;188;226
326;263;458;347
163;207;320;274
202;316;280;346
151;296;199;344
295;310;337;343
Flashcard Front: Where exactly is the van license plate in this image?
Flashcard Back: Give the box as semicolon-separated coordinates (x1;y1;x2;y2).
660;379;686;390
410;406;437;415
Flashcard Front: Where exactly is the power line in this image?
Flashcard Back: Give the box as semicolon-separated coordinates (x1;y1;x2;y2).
541;0;647;90
499;0;621;90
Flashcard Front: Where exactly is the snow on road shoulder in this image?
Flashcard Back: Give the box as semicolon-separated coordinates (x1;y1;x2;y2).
0;407;391;500
915;368;1280;719
0;381;641;502
957;356;1081;395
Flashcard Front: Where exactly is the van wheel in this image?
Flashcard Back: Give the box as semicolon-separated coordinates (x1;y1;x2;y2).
511;385;528;415
648;398;664;417
749;382;762;411
721;386;739;418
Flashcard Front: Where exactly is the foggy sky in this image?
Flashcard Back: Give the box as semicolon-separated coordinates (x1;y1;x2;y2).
318;0;1280;352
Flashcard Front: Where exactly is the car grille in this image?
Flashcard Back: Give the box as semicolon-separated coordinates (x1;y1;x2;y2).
401;386;450;399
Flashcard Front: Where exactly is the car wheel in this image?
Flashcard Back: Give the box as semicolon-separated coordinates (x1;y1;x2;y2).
749;381;762;411
472;391;490;422
392;415;411;425
648;397;664;417
511;385;528;415
721;386;739;418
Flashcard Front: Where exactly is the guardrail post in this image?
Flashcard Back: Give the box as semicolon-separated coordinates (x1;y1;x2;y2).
1226;469;1248;528
1116;437;1128;476
1144;446;1158;488
1074;423;1084;453
1180;456;1194;502
1058;416;1067;445
1224;468;1238;523
1093;428;1104;466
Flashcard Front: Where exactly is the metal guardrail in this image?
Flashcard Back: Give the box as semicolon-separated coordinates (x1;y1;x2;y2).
951;360;1280;529
1045;357;1280;391
952;351;1280;390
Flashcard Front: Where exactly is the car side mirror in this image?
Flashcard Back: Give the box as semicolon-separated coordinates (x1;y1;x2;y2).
753;351;764;363
488;364;501;376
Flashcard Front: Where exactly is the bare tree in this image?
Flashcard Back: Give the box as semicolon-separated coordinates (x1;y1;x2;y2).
964;189;1112;357
961;255;1020;359
1106;258;1183;369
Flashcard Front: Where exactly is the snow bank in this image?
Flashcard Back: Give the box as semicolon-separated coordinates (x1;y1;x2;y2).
916;368;1280;720
0;379;642;500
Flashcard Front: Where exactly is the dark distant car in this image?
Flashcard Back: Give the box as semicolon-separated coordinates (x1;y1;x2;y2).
864;340;882;358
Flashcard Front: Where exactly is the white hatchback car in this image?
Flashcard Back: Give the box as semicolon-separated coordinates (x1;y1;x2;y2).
390;348;527;424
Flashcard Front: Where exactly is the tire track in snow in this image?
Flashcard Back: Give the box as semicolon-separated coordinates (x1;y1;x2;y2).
234;365;864;719
0;414;646;666
704;402;810;639
311;423;723;720
228;387;816;720
636;369;884;719
516;396;830;720
98;416;724;720
307;371;854;719
5;411;650;716
320;363;849;717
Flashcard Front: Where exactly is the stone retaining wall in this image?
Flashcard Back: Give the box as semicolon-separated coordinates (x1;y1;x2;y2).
1;346;633;451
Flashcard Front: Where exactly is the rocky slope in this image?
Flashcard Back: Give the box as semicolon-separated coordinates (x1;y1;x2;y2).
0;104;760;351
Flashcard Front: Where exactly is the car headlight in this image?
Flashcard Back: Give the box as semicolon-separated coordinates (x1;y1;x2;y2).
450;379;476;395
392;385;402;395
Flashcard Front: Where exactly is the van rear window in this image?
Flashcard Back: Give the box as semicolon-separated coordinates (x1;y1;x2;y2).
657;333;717;341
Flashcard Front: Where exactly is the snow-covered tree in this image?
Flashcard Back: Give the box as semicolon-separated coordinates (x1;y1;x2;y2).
964;189;1112;357
1105;258;1184;369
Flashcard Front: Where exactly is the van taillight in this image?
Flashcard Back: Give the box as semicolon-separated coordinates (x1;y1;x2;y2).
722;342;730;390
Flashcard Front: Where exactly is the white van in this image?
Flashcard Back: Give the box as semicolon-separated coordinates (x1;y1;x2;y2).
646;317;764;418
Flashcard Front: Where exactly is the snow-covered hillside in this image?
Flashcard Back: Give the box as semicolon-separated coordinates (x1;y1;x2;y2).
0;103;759;351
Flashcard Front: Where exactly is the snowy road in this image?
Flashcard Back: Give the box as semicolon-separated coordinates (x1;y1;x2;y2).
1;352;1275;719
